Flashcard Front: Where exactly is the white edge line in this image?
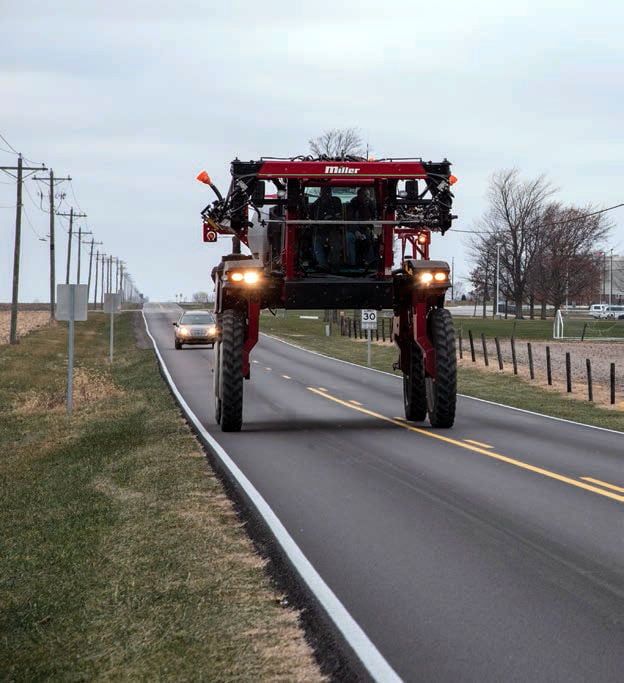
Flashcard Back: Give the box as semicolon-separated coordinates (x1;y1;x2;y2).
261;333;624;437
142;310;402;683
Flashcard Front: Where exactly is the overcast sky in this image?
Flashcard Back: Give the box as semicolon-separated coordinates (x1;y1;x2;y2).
2;0;623;303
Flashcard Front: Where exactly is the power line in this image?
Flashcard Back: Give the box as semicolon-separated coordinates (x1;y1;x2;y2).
68;179;85;214
23;180;46;213
0;132;45;166
21;204;45;239
0;132;18;154
454;202;624;236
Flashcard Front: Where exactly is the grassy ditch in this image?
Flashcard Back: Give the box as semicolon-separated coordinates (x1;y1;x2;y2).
0;312;321;681
260;310;624;432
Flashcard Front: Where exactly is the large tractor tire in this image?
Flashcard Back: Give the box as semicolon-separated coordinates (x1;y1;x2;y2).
213;338;222;424
426;308;457;428
219;309;245;432
403;341;427;421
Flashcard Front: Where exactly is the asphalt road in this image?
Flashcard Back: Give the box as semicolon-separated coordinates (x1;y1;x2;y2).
144;303;624;682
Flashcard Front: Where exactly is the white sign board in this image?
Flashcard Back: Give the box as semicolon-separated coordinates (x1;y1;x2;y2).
361;309;377;330
104;293;122;313
56;284;88;321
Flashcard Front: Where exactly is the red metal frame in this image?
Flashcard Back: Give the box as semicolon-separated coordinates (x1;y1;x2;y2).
210;158;454;383
242;302;260;378
256;160;429;180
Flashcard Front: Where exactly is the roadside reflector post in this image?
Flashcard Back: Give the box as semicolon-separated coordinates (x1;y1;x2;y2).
56;284;89;416
68;286;75;414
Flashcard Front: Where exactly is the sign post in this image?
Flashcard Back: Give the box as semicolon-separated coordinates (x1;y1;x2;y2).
56;284;88;415
361;309;378;367
104;292;122;363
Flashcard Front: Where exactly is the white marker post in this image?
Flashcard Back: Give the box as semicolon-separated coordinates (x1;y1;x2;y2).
56;284;88;415
361;309;377;367
104;292;122;363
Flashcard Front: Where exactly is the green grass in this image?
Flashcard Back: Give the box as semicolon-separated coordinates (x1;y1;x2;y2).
260;311;624;432
1;312;320;681
452;315;624;341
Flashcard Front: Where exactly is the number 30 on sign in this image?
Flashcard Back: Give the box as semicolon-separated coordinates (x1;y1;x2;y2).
361;309;377;329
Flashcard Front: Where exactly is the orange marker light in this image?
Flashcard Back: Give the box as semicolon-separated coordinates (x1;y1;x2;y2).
196;170;212;185
449;175;458;185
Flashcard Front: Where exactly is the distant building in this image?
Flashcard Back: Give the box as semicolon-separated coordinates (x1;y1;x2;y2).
599;254;624;304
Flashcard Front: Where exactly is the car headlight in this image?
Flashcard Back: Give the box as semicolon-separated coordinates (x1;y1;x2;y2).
179;326;191;336
207;325;216;334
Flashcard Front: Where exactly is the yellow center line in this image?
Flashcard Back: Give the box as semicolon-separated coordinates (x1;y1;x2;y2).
264;367;272;371
349;400;363;406
306;387;624;504
464;439;494;449
317;387;328;392
581;477;624;493
282;374;291;380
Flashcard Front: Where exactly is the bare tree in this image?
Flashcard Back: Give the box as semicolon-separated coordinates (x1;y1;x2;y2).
467;234;498;317
470;169;557;318
530;203;610;314
308;127;365;158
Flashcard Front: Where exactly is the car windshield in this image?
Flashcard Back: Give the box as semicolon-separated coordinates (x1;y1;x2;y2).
180;313;214;324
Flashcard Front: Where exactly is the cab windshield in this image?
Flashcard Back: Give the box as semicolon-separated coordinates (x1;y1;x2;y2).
299;185;379;275
181;313;214;325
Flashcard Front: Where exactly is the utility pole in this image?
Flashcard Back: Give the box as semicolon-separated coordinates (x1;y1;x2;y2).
87;239;103;305
34;170;70;323
100;253;106;309
118;262;124;300
57;207;87;284
75;226;93;284
610;248;614;307
1;155;48;344
94;250;100;310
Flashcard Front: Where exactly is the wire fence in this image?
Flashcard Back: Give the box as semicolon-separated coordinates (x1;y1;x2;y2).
333;312;623;407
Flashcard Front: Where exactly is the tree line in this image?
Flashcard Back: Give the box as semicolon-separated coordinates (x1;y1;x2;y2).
468;169;612;319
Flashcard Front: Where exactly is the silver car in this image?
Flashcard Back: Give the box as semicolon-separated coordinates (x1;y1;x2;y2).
173;310;217;349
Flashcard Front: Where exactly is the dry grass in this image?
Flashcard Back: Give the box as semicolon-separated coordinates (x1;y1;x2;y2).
1;311;324;681
13;366;124;413
0;310;50;344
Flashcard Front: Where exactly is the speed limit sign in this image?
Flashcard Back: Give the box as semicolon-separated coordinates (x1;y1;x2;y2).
361;309;377;330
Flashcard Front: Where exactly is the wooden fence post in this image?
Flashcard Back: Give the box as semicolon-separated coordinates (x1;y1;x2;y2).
611;363;616;405
586;358;593;402
565;352;572;393
527;343;534;379
469;330;476;362
546;346;552;385
481;333;489;367
495;337;503;370
511;337;518;375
